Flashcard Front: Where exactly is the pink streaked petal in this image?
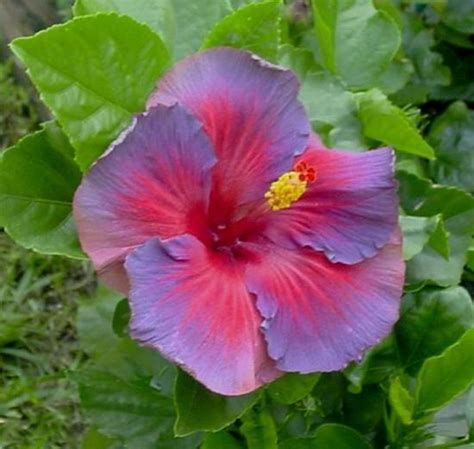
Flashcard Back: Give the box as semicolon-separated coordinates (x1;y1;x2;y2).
244;232;404;372
73;104;216;293
125;234;280;395
148;48;310;223
263;136;399;264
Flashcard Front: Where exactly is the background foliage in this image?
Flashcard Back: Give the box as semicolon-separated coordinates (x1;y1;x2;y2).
1;0;474;448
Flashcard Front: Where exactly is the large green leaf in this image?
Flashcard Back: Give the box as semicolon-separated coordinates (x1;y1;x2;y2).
279;45;366;150
203;1;281;61
428;101;474;193
396;287;474;375
73;0;175;50
0;122;84;258
76;370;200;449
311;0;401;88
311;424;372;449
302;71;366;149
171;0;232;59
11;14;170;170
174;370;258;436
415;328;474;415
241;408;278;449
267;373;320;405
357;88;435;159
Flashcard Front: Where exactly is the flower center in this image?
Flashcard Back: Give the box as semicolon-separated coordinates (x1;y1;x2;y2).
264;161;316;211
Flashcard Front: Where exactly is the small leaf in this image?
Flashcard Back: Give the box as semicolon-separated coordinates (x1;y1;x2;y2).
174;370;258;436
241;408;278;449
415;328;474;415
357;88;435;159
0;122;84;258
11;14;170;170
427;215;450;260
312;0;401;89
400;215;441;260
267;373;320;405
203;1;281;61
112;298;131;338
396;287;473;375
311;423;372;449
202;431;245;449
389;377;414;425
428;101;474;193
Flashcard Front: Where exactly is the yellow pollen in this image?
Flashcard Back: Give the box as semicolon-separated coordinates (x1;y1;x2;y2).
264;171;308;211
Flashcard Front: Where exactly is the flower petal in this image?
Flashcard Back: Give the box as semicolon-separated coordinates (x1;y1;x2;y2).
148;48;310;222
125;234;280;395
244;233;404;372
73;104;216;292
263;136;399;264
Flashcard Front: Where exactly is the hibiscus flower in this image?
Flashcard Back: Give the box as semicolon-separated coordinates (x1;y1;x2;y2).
74;48;404;396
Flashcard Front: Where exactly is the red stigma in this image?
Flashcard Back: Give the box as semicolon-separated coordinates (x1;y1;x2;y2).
294;161;316;183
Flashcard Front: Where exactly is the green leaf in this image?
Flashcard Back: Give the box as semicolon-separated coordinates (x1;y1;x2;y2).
203;1;281;61
76;370;200;449
174;370;258;436
396;287;473;375
345;335;400;391
241;408;278;449
11;14;170;170
81;427;119;449
428;215;450;260
428;101;474;193
441;0;474;34
467;388;474;440
267;373;320;404
278;44;366;149
112;298;130;338
415;328;474;415
357;88;435;159
302;71;366;149
389;377;414;425
392;14;450;105
77;285;124;358
344;387;385;433
311;423;372;449
311;0;401;89
0;122;84;258
73;0;175;50
171;0;232;59
400;215;441;260
202;432;246;449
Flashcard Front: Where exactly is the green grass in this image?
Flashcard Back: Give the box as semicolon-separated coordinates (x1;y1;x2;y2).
0;233;95;448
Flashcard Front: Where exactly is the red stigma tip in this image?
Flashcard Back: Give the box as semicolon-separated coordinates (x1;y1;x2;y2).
293;161;316;183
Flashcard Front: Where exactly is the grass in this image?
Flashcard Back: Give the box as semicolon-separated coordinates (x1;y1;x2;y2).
0;234;96;448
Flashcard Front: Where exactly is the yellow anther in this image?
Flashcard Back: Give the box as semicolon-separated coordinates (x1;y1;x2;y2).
265;171;308;211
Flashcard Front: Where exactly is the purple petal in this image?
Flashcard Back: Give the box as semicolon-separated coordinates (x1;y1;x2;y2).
148;48;310;224
125;234;281;395
73;104;216;292
244;232;404;372
263;136;399;264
